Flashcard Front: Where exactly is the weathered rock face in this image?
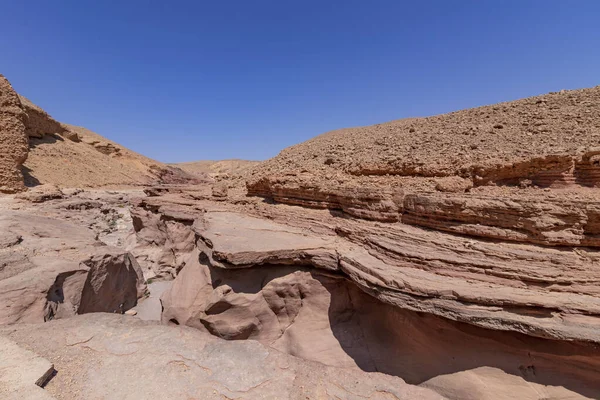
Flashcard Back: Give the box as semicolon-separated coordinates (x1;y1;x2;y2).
130;196;199;279
245;87;600;243
247;175;404;222
1;314;445;400
0;75;28;193
0;195;146;325
164;263;600;397
14;184;64;203
211;182;228;200
77;251;146;314
402;191;600;247
120;182;598;398
156;209;600;344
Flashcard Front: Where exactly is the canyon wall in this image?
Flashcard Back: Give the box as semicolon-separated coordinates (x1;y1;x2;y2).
0;75;28;193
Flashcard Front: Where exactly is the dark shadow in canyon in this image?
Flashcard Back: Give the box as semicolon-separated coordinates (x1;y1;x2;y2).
327;280;600;398
21;165;41;187
28;133;64;148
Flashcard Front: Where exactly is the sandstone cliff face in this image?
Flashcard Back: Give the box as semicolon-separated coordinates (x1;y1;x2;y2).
0;75;28;193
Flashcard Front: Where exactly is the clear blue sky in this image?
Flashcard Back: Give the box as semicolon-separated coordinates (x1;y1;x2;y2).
2;1;599;162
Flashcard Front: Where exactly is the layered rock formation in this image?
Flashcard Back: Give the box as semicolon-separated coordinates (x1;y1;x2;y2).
0;75;28;193
247;87;600;186
246;87;600;240
125;88;600;397
122;183;600;398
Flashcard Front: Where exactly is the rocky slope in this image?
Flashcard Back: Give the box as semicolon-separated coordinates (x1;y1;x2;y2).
246;87;600;249
22;114;195;188
1;74;196;190
248;86;600;188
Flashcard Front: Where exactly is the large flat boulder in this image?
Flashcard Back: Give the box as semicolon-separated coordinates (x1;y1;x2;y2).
0;314;445;400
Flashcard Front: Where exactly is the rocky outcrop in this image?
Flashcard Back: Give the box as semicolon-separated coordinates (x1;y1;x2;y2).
0;75;28;193
247;174;404;222
18;96;70;140
211;182;228;200
159;210;600;344
402;191;600;247
246;86;600;244
0;249;144;324
249;175;600;246
14;184;64;203
130;196;200;279
134;199;600;398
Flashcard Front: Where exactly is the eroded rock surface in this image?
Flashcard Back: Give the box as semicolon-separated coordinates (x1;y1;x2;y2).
123;187;600;398
0;192;146;324
0;314;445;400
0;75;28;193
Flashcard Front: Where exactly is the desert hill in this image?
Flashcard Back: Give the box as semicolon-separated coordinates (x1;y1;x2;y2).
172;159;259;179
1;74;195;191
248;86;600;191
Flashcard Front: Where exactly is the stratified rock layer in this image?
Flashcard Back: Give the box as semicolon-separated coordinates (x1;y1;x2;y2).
245;87;600;248
127;187;600;398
